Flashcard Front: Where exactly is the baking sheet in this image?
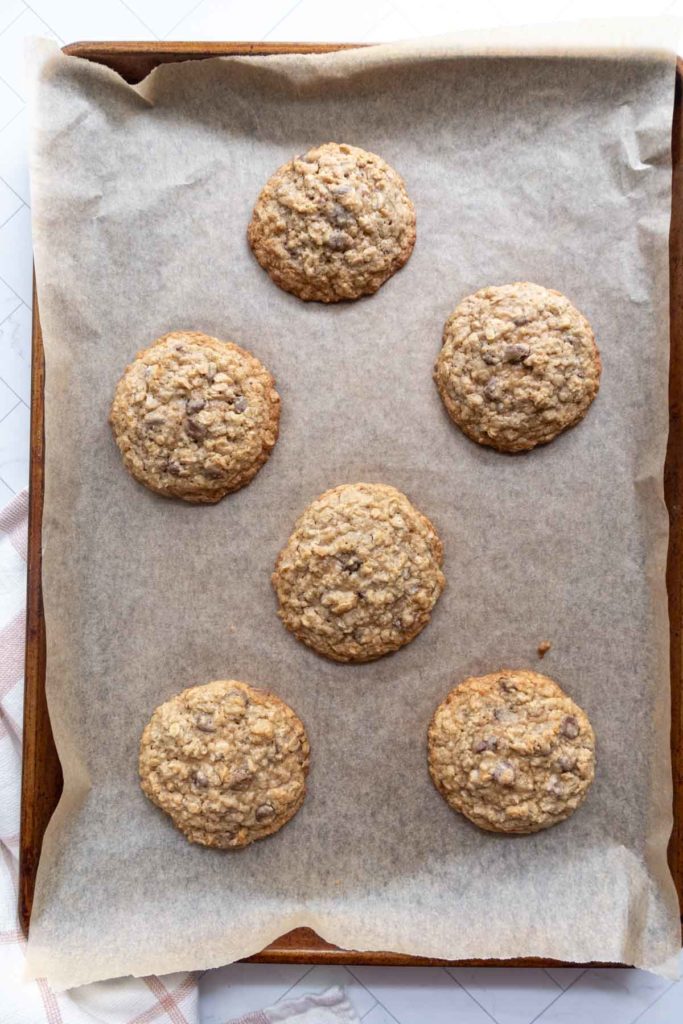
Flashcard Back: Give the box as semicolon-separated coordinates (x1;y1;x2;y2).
25;28;681;986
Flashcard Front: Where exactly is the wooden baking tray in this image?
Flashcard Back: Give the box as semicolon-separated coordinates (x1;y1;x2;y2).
19;41;683;969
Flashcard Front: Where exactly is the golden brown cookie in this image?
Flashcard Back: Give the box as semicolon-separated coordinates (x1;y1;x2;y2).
272;482;445;663
434;283;601;452
248;143;416;302
428;669;595;834
110;331;280;503
139;680;310;849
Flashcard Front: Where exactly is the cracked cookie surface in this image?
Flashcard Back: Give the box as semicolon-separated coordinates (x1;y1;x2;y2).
139;680;309;849
272;482;445;663
428;669;595;834
248;142;416;302
434;282;601;452
110;331;280;503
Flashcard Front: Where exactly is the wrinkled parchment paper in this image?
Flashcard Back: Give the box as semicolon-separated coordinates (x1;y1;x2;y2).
25;26;682;987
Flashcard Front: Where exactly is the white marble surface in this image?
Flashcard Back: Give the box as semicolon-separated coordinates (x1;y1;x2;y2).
1;1;682;1021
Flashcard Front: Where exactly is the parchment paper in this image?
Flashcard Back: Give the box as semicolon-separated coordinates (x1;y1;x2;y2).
25;25;682;987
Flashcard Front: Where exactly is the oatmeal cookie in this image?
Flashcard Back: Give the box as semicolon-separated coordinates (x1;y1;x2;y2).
248;142;416;302
139;680;309;849
434;283;601;452
428;669;595;833
110;331;280;503
272;482;445;663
